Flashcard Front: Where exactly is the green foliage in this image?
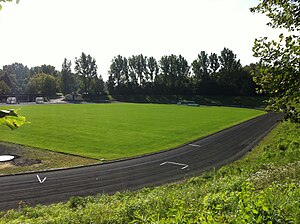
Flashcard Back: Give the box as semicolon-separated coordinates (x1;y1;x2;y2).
262;122;300;163
250;0;299;31
191;48;255;96
0;104;263;159
108;54;160;95
157;54;190;94
0;72;21;94
0;109;29;130
108;49;256;97
251;0;300;122
61;58;80;95
75;52;98;95
0;80;11;95
26;73;58;97
0;0;19;10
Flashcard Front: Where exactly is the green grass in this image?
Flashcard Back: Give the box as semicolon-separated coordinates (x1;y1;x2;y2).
0;103;265;160
0;120;299;223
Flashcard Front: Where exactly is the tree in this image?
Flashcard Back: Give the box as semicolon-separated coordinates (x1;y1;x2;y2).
2;63;30;92
40;65;59;77
26;73;58;97
218;48;243;95
251;0;300;122
209;53;220;74
192;51;210;83
0;80;11;95
30;65;59;77
108;55;129;94
157;54;190;94
176;55;190;94
90;75;105;95
144;56;159;93
192;51;219;95
0;72;21;93
129;54;147;86
75;52;98;94
61;58;78;95
146;56;159;83
191;51;210;93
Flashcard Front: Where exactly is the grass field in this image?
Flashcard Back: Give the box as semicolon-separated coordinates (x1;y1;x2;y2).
0;103;265;160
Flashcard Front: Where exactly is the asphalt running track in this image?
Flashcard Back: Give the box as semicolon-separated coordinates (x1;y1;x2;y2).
0;112;283;211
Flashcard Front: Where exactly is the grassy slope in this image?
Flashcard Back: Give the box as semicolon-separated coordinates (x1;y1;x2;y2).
0;121;299;223
0;104;264;160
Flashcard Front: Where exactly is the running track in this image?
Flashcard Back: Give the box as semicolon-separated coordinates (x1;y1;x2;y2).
0;112;282;211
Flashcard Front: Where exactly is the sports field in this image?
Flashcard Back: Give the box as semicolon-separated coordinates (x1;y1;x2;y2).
0;103;265;160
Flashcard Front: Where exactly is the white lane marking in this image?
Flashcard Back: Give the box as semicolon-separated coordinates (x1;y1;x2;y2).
160;161;189;170
36;175;47;184
189;144;202;147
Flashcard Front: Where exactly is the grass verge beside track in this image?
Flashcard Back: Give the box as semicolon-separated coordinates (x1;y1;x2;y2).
0;103;264;160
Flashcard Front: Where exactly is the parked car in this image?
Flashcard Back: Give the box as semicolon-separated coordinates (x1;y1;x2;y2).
6;97;17;104
35;97;44;104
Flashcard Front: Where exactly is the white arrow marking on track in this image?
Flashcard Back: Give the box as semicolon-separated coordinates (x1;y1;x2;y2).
160;161;189;170
189;144;202;147
36;175;47;184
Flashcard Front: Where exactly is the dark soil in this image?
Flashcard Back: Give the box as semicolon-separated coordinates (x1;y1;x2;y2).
0;142;41;166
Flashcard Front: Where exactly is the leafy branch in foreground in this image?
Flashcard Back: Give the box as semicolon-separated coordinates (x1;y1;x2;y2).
251;0;300;123
0;0;19;10
0;109;29;130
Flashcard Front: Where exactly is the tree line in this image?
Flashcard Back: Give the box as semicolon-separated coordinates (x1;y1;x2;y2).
107;48;256;96
0;48;258;99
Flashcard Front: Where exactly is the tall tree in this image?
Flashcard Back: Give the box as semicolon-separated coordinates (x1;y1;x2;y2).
192;51;217;94
75;52;98;94
157;54;189;94
218;48;242;95
108;55;129;94
209;53;220;74
146;56;159;83
192;51;210;87
129;54;147;87
61;58;76;95
176;55;190;94
251;0;300;122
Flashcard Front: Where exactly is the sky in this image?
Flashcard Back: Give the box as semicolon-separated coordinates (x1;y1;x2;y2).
0;0;281;80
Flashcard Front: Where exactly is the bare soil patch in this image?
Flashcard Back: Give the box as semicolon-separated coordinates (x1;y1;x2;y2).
0;142;98;175
0;163;13;169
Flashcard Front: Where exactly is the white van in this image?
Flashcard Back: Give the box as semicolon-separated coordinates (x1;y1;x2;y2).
35;97;44;104
6;97;17;104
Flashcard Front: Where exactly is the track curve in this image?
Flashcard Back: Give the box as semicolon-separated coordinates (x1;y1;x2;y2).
0;112;282;211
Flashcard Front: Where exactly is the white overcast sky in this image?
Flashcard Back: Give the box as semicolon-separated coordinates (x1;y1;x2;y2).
0;0;280;80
